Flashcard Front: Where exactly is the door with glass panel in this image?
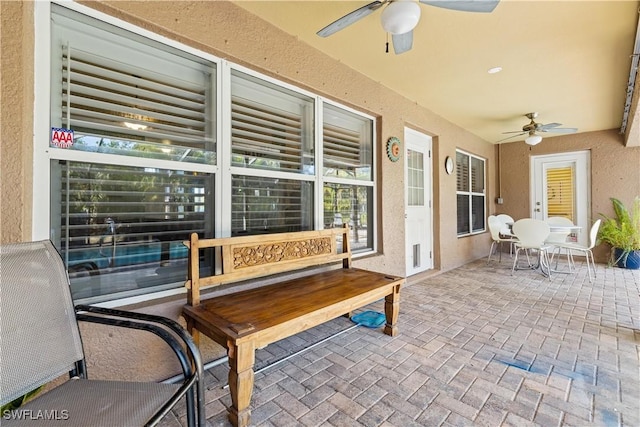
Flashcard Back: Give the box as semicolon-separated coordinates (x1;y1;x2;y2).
531;151;590;246
404;128;433;275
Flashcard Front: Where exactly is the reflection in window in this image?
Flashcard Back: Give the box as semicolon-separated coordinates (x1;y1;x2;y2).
231;176;313;235
52;161;214;301
322;104;374;251
323;184;373;252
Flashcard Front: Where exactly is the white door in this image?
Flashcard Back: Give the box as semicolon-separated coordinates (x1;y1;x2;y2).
531;151;590;246
404;128;433;275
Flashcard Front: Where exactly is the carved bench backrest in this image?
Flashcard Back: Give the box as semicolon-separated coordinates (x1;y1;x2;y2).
185;226;351;305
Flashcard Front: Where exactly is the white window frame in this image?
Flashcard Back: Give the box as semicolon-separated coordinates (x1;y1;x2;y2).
320;99;376;251
456;149;486;237
34;1;377;307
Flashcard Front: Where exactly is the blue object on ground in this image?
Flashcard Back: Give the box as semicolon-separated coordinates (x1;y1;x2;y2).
351;310;386;328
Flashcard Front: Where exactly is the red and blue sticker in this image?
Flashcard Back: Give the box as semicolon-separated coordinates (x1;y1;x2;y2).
51;127;74;148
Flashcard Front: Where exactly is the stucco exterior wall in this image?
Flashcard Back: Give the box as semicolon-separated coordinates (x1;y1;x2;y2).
499;129;640;263
0;1;34;243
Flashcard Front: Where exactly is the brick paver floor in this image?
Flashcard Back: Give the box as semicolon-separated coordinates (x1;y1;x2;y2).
165;257;639;426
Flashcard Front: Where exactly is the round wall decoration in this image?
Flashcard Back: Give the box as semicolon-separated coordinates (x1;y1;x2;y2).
386;137;401;162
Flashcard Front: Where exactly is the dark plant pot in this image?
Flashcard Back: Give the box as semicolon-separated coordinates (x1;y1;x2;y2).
613;248;640;269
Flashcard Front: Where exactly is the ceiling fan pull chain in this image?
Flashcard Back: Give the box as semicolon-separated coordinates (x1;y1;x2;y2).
385;32;389;53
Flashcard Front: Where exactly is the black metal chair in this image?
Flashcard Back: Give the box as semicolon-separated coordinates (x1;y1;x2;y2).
0;240;205;426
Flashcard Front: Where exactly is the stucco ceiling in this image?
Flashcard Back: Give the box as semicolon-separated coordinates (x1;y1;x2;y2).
235;0;639;144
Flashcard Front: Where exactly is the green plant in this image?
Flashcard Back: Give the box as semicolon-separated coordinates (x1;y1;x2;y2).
0;386;43;415
598;196;640;265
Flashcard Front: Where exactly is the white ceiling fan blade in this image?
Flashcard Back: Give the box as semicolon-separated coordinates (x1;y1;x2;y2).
317;1;385;37
539;122;562;129
419;0;499;13
540;127;578;134
496;132;526;143
392;31;413;54
501;130;526;134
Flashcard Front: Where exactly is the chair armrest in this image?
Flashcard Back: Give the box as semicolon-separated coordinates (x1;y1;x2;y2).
75;304;203;374
74;305;205;427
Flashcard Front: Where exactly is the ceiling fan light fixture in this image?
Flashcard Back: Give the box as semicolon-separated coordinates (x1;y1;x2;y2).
525;134;543;146
381;0;421;35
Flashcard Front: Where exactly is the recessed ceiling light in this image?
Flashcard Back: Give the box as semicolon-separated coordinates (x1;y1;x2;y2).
488;66;503;74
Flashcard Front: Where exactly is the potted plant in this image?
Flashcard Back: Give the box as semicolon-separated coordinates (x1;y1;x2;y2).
598;196;640;269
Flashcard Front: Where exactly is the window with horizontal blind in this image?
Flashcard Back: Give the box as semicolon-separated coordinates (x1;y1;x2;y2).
229;70;315;236
50;5;217;302
46;4;376;303
51;160;214;300
546;166;575;221
231;70;313;174
322;103;374;250
456;150;486;236
51;8;216;163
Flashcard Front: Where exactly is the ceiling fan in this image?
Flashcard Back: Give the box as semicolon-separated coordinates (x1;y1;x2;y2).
499;112;578;145
316;0;500;55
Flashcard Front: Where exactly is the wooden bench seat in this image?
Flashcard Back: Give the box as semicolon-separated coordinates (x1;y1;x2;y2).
182;227;403;427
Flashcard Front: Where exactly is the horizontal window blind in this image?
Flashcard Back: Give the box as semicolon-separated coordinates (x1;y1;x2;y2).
231;175;313;235
323;123;361;169
546;167;574;220
231;71;313;173
456;152;469;192
231;97;304;171
457;194;470;235
61;45;214;155
56;161;212;281
456;150;486;236
323;104;372;180
471;157;485;193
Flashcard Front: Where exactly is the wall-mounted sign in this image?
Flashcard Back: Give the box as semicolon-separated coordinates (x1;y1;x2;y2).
51;127;74;149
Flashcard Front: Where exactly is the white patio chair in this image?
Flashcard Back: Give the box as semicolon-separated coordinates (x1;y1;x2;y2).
487;215;518;263
551;219;601;282
0;240;205;427
546;216;575;270
511;219;553;278
496;214;516;238
546;216;574;244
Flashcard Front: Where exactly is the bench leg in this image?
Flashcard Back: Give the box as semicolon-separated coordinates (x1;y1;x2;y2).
384;284;400;337
186;318;200;347
227;340;255;427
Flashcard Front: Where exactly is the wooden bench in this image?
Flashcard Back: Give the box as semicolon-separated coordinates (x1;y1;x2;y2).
182;226;404;427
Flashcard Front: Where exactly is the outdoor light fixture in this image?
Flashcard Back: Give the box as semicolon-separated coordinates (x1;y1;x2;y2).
381;0;421;34
525;133;543;146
